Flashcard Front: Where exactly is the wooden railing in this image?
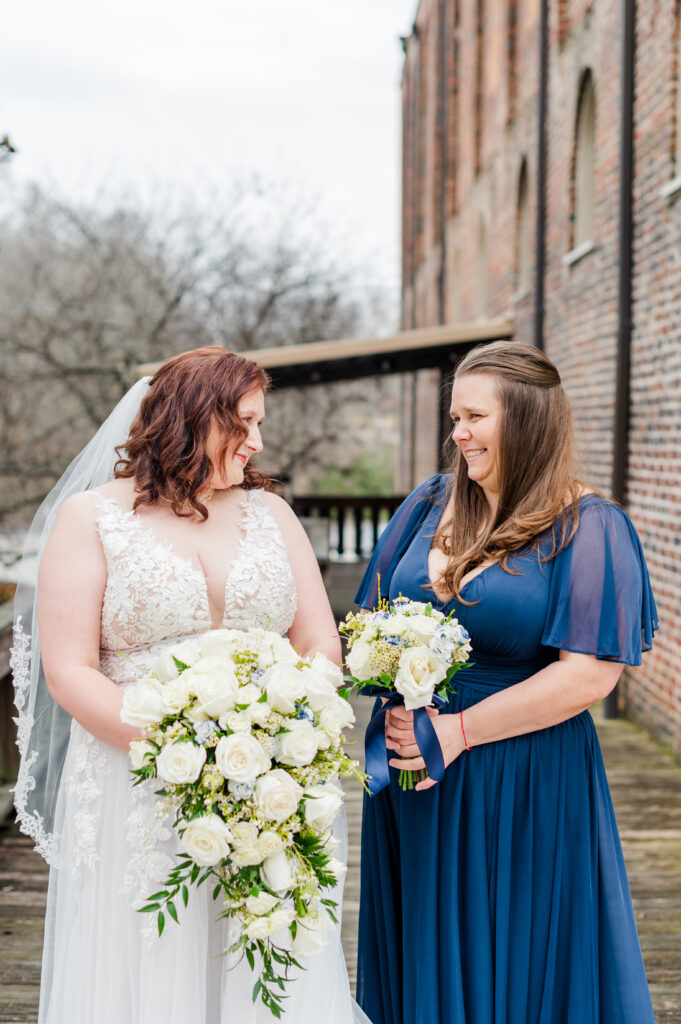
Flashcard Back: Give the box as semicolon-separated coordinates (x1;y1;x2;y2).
291;494;405;561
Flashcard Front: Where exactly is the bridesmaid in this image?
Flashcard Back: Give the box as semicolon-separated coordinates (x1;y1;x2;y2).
355;341;657;1024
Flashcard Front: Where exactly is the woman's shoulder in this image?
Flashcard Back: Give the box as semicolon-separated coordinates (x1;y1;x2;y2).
256;489;301;534
405;473;449;506
54;480;134;528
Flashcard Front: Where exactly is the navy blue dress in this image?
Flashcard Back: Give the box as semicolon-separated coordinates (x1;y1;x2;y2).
355;475;658;1024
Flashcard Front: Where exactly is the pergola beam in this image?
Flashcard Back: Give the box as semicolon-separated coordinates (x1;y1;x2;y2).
137;319;513;389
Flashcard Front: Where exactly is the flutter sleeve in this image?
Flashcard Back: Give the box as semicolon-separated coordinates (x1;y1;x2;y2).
354;474;444;610
541;498;658;665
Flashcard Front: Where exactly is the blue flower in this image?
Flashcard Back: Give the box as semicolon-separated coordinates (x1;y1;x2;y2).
296;704;315;723
194;721;218;746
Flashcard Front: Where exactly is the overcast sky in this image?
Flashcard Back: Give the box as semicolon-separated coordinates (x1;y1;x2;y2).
2;0;417;296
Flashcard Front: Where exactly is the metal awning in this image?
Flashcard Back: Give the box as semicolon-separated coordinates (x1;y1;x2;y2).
137;319;513;388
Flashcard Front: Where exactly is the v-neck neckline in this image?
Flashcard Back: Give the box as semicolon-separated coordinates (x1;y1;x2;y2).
97;492;253;629
422;477;496;604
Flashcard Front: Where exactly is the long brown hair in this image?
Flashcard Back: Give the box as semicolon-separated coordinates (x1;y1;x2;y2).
115;346;274;519
437;340;587;600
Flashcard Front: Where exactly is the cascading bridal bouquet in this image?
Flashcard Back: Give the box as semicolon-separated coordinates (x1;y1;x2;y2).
339;593;472;793
120;627;363;1019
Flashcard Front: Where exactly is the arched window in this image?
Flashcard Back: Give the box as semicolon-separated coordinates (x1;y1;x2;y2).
476;215;488;317
573;71;596;249
515;159;530;296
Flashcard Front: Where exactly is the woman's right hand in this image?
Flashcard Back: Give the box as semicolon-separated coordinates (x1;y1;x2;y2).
385;703;439;760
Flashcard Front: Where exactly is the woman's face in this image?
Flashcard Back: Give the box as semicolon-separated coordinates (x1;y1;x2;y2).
449;373;503;497
205;387;265;489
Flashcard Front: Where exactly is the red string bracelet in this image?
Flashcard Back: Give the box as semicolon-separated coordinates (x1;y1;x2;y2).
460;710;472;751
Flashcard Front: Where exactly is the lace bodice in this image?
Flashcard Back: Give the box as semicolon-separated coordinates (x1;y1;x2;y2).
94;491;297;683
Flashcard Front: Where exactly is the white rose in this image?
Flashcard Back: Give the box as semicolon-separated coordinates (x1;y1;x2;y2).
380;613;411;636
128;738;154;770
269;907;295;931
180;814;231;866
407;614;439;644
255;769;303;823
234;684;263;707
231;821;260;850
320;831;341;854
152;651;182;682
345;639;374;681
291;911;331;957
262;663;307;713
394;646;448;710
244;891;279;915
218;710;251;733
245;908;294;940
257;830;284;858
314;727;332;750
246;916;278;940
303;782;343;831
306;652;343;686
199;629;241;659
261;849;297;892
188;661;240;720
250;630;299;670
152;638;201;681
215;734;270;782
319;696;356;739
232;847;265;867
276;721;318;767
160;676;193;715
300;669;339;712
326;856;347;881
246;701;272;726
120;681;165;729
156;741;207;784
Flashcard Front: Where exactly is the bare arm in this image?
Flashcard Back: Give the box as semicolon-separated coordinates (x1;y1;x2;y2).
388;651;623;791
38;493;142;752
263;493;341;666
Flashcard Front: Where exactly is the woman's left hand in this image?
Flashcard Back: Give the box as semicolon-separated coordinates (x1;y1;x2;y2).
388;712;467;792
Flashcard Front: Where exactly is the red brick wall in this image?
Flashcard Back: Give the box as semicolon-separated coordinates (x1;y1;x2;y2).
400;0;681;750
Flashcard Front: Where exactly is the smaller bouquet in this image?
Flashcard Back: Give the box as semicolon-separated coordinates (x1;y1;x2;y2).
339;594;472;792
120;627;363;1018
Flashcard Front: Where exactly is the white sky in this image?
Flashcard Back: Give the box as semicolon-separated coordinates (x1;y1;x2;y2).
2;0;418;296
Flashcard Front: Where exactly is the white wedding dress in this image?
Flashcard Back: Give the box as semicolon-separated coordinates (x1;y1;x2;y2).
37;489;369;1024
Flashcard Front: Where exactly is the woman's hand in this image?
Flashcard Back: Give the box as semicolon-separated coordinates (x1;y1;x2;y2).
385;704;439;758
388;709;466;792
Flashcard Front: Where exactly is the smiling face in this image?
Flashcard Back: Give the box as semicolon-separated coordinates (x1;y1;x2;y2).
206;387;265;489
449;373;503;501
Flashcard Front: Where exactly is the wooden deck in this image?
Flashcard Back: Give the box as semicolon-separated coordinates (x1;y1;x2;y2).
1;700;680;1021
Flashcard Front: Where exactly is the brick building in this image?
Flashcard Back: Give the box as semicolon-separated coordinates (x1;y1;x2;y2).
399;0;681;748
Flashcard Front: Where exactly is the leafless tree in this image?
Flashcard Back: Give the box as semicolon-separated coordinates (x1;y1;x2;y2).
0;182;394;525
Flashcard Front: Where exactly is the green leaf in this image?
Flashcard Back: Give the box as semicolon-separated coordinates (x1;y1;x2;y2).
213;882;222;900
252;980;262;1003
379;672;392;684
146;890;168;901
139;903;160;912
172;656;189;673
182;884;189;907
246;948;255;971
167;900;178;924
158;911;165;936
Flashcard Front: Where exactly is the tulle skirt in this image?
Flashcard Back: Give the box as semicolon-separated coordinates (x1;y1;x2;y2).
40;721;369;1024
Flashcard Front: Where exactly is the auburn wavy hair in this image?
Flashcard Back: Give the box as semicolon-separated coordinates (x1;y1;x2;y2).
115;346;273;519
435;340;592;601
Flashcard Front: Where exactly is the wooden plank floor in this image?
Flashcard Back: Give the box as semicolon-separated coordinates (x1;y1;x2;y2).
2;700;680;1021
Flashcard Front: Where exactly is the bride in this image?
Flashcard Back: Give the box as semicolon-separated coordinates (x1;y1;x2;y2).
12;346;370;1023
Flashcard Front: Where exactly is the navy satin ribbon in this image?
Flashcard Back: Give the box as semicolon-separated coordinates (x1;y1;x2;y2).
364;689;448;795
